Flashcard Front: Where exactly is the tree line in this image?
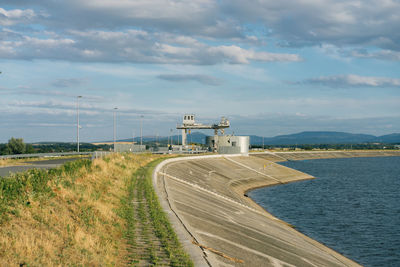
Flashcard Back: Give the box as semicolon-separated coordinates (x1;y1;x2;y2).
0;138;112;155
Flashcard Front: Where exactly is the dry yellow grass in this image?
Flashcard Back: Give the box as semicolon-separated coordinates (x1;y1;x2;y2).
0;158;30;167
0;153;162;266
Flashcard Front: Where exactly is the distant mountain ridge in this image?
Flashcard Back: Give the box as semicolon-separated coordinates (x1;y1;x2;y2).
114;132;207;144
250;131;400;145
112;131;400;145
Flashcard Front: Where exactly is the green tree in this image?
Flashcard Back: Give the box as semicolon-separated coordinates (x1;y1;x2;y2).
6;137;26;154
25;144;35;154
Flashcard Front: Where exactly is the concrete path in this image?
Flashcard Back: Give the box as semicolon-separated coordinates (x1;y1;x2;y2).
153;153;371;266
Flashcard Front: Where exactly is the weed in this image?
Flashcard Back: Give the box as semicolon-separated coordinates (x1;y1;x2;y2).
121;159;193;266
79;205;96;229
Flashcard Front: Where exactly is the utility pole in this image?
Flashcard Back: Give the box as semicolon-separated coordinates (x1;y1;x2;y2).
77;96;82;153
156;132;159;146
170;129;173;146
113;107;118;152
140;115;144;150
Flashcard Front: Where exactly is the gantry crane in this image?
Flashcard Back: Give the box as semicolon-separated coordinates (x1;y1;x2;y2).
177;114;230;148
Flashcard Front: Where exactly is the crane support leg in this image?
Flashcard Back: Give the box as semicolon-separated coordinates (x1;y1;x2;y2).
182;129;187;146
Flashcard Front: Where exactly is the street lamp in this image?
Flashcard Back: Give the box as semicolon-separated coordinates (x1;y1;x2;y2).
113;107;118;152
77;96;82;153
140;115;144;147
262;136;264;150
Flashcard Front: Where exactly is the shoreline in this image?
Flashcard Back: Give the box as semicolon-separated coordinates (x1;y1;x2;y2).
154;151;400;266
240;152;400;222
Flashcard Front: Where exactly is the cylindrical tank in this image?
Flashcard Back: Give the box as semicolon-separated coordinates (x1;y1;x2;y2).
235;136;250;154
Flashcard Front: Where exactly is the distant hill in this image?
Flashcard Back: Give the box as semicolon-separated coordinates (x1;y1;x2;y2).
106;131;400;145
250;131;400;145
374;133;400;144
115;132;208;144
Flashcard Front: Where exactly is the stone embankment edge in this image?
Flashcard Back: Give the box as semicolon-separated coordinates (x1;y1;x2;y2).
153;154;243;266
153;152;389;266
152;153;319;266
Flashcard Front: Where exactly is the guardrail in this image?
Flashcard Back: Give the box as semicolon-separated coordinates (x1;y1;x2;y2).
0;152;92;160
92;151;114;159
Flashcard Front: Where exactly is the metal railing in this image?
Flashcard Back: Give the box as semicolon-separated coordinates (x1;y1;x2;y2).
92;151;114;159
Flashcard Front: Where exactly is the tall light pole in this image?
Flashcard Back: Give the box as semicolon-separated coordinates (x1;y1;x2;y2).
262;136;264;150
77;96;82;153
140;115;144;147
113;107;118;152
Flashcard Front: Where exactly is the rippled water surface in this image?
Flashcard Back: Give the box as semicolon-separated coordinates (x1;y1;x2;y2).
249;156;400;267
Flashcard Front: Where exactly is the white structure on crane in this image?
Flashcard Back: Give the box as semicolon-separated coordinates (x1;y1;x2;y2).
177;114;230;147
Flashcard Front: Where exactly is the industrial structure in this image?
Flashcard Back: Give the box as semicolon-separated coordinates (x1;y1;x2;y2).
206;135;249;154
177;114;249;154
177;114;229;147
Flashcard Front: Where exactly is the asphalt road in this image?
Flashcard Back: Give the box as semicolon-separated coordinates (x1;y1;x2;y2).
0;157;87;178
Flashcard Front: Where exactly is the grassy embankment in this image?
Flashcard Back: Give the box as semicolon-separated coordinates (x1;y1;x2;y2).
0;153;192;266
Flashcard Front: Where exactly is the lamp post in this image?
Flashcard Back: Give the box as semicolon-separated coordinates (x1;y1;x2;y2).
140;115;144;148
170;129;173;146
77;96;82;153
262;136;264;150
113;107;118;152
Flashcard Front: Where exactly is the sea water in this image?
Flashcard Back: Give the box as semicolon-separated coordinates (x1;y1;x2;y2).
249;156;400;267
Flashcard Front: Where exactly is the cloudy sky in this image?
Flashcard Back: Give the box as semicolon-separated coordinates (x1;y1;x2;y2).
1;0;399;142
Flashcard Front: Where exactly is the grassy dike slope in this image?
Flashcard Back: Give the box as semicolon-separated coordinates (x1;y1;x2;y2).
0;153;192;266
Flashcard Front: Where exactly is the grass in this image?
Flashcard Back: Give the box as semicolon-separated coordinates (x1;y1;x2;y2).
0;153;194;266
0;153;175;266
142;161;193;266
119;158;193;266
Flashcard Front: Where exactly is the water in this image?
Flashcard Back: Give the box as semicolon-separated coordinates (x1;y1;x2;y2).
249;157;400;267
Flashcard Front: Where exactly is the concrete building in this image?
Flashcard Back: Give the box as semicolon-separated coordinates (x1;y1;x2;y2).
206;135;249;154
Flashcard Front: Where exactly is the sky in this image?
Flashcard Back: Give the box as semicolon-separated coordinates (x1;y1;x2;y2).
0;0;399;142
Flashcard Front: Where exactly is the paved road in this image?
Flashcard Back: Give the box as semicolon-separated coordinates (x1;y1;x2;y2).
0;157;87;177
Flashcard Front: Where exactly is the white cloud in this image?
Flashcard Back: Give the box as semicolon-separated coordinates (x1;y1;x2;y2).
224;0;400;52
2;0;399;62
51;78;87;88
301;74;400;87
0;29;300;64
157;74;222;85
349;49;400;61
210;45;301;64
25;36;75;47
0;8;36;26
